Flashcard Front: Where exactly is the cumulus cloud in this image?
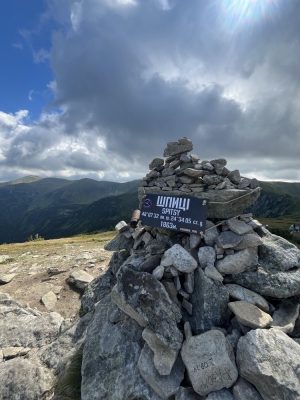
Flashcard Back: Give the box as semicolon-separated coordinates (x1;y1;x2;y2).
1;0;300;182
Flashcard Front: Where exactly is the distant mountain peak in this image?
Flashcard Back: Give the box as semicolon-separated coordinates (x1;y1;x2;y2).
0;175;42;187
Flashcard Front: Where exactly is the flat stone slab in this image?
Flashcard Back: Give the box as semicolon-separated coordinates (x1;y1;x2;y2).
2;346;30;359
163;142;193;157
138;343;185;399
142;326;179;376
237;328;300;400
181;330;238;396
225;284;269;312
68;270;94;290
227;218;253;235
271;299;300;333
216;248;258;275
215;232;242;249
0;273;16;284
164;244;198;273
41;291;57;310
233;232;262;250
228;301;273;329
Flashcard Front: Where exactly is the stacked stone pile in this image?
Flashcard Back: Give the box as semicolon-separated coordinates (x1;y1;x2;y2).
97;138;300;399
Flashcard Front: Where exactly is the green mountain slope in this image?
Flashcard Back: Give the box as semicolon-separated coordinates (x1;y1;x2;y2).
0;175;42;187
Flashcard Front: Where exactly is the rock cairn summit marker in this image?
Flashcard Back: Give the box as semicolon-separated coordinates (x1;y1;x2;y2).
101;137;300;398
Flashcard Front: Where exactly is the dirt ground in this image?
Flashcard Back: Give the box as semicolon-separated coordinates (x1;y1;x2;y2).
0;232;116;321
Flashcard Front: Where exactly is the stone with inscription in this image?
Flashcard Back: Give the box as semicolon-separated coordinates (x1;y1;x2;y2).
271;299;300;333
181;330;238;396
232;377;263;400
225;284;269;312
228;301;273;329
142;326;179;376
216;248;258;275
164;244;198;273
138;343;185;399
237;328;300;400
206;388;234;399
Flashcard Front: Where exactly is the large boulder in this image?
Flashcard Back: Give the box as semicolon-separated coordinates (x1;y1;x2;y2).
81;294;162;400
237;328;300;400
112;266;183;350
183;267;229;334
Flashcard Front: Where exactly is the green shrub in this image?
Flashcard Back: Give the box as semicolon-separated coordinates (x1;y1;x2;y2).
27;233;44;242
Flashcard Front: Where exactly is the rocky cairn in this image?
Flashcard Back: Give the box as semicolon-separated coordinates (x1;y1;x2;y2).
101;138;300;399
3;138;300;399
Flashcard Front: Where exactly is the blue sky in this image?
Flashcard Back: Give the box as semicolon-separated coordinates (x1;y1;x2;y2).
0;0;300;183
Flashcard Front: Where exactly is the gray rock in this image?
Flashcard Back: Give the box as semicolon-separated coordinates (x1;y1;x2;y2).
107;249;130;276
227;170;241;184
238;178;251;189
0;255;11;264
202;162;214;171
271;299;300;333
115;220;128;232
164;244;198;273
182;299;193;315
184;271;195;294
0;299;63;349
0;273;16;284
250;178;259;189
2;346;30;358
183;267;229;334
225;284;269;312
190;233;202;249
149;158;164;169
258;229;300;272
226;218;253;235
114;266;183;350
206;389;234;399
162;280;180;304
205;265;224;282
233;232;262;251
41;291;57;310
164;142;193;157
155;178;167;188
162;167;175;177
175;387;204;399
226;329;241;354
184;168;207;178
81;266;116;313
0;358;54;400
228;301;273;329
68;270;94;290
203;175;223;186
104;233;134;251
81;295;161;400
247;219;262;229
181;330;238;396
198;246;216;268
132;226;146;240
178;176;195;184
210;158;227;167
138;343;185;399
152;265;164;280
204;221;220;246
237;328;300;400
216;248;258;275
215;232;242;249
142;326;179;375
215;182;226;190
170;159;182;169
232;377;263;400
138;255;161;273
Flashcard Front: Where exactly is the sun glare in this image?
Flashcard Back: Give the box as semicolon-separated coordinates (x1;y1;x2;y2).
221;0;282;33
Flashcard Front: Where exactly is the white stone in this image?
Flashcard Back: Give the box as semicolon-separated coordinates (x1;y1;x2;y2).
41;291;57;310
216;248;258;275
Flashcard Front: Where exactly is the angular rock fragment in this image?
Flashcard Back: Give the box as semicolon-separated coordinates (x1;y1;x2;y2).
142;326;179;375
205;265;224;282
226;218;253;235
164;141;193;157
204;221;220;246
113;266;183;350
0;273;16;284
271;299;300;333
237;328;300;400
198;246;216;268
215;232;242;249
225;284;269;312
233;232;262;250
138;343;185;399
190;233;201;249
227;170;241;184
68;270;94;290
104;233;134;251
232;377;263;400
152;265;164;280
149;158;165;169
184;271;195;294
41;291;57;310
216;248;258;275
164;244;198;273
228;301;273;329
183;267;229;334
181;330;238;396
